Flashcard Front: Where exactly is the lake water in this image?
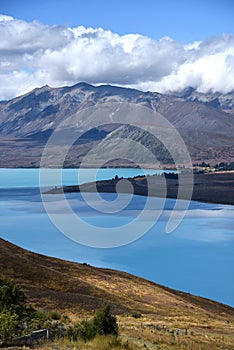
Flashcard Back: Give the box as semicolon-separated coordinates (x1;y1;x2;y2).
0;168;160;189
0;168;234;307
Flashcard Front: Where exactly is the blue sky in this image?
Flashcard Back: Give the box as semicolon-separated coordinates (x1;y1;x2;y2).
0;0;233;99
0;0;233;42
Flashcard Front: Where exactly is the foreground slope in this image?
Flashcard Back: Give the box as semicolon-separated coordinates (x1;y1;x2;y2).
1;238;234;349
0;238;234;316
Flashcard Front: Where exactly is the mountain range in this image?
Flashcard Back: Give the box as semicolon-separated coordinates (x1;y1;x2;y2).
0;83;233;167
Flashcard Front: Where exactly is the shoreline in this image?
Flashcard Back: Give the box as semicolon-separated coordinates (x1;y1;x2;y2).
46;172;234;206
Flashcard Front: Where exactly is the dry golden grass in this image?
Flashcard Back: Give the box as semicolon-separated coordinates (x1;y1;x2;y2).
34;335;139;350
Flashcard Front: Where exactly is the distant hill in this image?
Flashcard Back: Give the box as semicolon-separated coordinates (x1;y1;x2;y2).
1;238;234;349
47;172;234;205
0;83;233;167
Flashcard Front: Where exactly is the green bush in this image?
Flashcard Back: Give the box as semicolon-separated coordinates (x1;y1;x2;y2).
33;310;48;321
79;320;97;341
0;276;26;317
93;302;118;336
49;310;62;320
65;320;96;341
64;303;118;342
0;310;18;342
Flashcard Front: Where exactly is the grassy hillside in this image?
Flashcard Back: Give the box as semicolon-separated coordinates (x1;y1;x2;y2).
0;238;234;349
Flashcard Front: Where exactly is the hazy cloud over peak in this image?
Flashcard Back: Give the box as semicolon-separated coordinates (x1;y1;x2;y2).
0;15;234;100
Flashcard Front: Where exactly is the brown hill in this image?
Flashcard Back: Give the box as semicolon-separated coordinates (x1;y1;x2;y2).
0;237;233;316
1;238;234;349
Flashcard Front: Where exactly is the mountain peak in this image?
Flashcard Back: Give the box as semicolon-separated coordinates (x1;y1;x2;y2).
172;86;196;99
70;82;95;90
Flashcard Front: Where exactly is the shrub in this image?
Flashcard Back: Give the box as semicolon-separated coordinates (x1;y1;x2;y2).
49;310;62;320
64;303;118;342
0;276;26;316
65;320;96;341
93;302;118;336
79;320;97;341
48;321;66;340
0;310;18;342
33;310;48;321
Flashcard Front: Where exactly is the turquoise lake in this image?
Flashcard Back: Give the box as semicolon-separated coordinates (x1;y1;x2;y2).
0;168;233;307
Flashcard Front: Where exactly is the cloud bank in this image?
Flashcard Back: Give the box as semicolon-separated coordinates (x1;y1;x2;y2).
0;14;234;100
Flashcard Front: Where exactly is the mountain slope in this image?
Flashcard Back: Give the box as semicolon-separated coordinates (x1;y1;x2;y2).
0;238;234;316
172;87;234;115
0;83;233;167
1;238;234;349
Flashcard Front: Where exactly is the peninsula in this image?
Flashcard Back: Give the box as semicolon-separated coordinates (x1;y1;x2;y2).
46;171;234;205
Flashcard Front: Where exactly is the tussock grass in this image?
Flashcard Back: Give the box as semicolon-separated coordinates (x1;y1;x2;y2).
35;335;137;350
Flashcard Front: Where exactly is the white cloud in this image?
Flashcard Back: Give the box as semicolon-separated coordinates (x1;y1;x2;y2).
0;15;234;100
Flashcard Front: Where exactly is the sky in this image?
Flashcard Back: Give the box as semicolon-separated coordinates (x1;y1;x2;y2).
0;0;234;100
